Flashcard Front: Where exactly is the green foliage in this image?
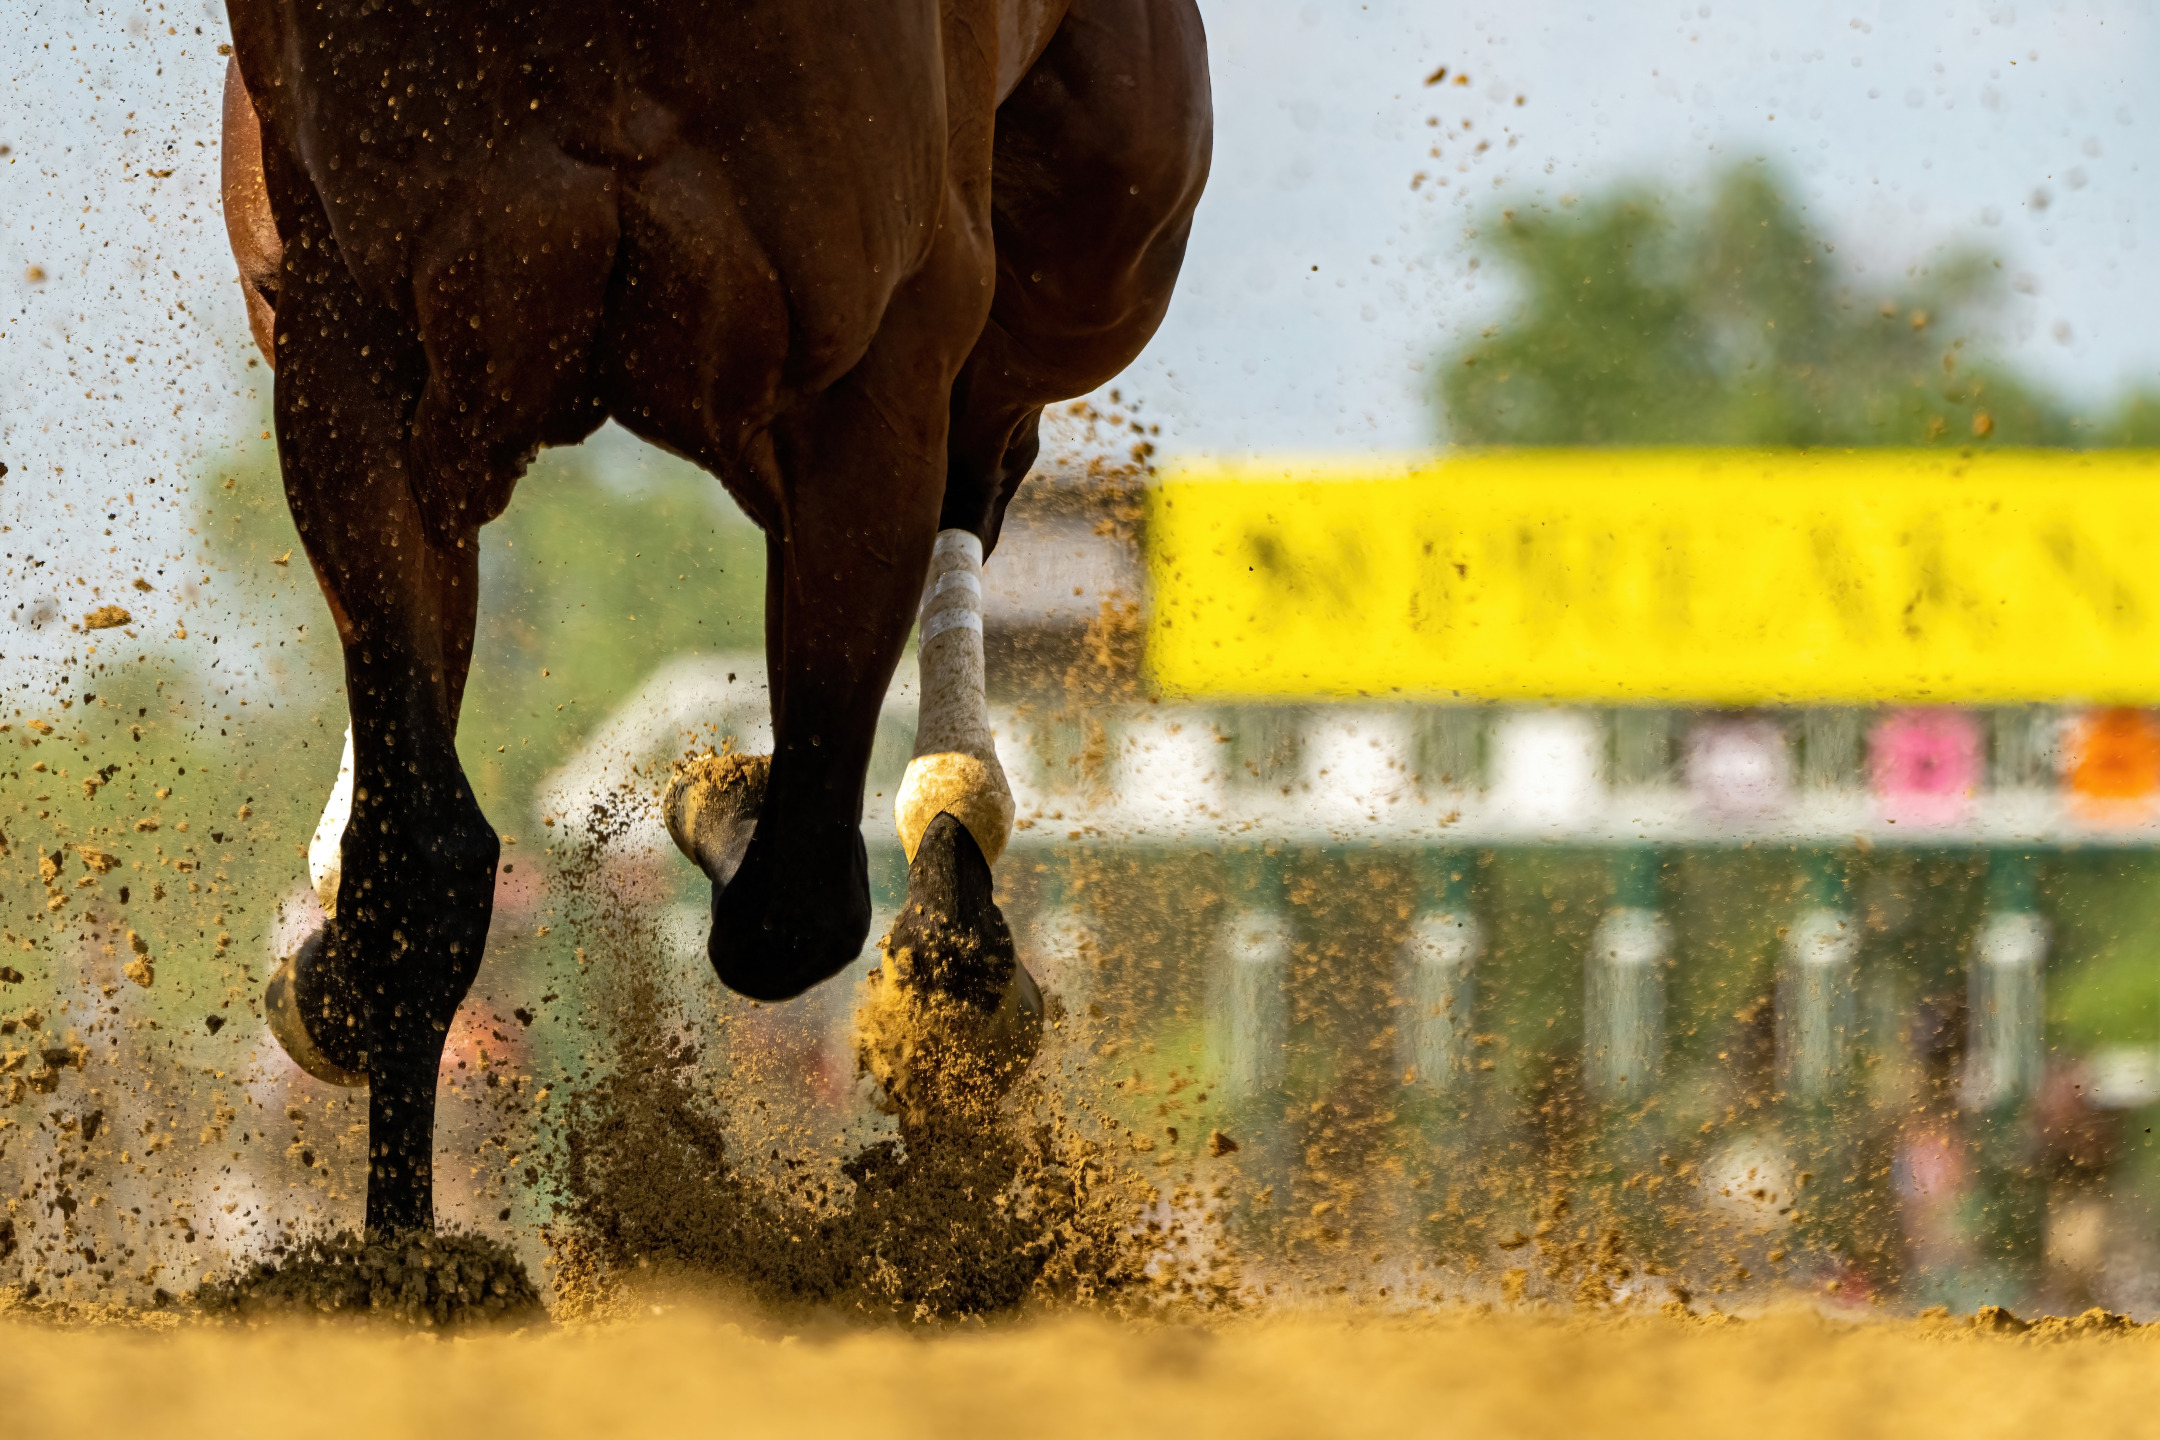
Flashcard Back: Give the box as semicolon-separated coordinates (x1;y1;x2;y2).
458;445;767;823
0;649;332;1057
1438;163;2095;448
2048;853;2160;1052
187;437;769;829
2105;389;2160;446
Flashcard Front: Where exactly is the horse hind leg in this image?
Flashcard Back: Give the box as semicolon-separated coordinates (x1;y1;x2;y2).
850;0;1217;1116
662;213;1033;1051
927;0;1206;911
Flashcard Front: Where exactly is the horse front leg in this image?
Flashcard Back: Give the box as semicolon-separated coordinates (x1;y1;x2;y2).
266;230;495;1238
863;526;1044;1127
687;377;947;1002
657;216;1043;1124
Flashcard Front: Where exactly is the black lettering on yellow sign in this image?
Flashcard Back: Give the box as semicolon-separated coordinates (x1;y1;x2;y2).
1148;450;2160;704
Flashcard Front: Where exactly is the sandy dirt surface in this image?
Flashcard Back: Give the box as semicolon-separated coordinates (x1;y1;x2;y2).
2;1307;2157;1439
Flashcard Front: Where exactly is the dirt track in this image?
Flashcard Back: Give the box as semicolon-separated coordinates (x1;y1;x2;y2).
3;1307;2155;1439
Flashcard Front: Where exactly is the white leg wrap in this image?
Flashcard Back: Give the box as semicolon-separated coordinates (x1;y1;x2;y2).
896;530;1013;864
308;725;354;918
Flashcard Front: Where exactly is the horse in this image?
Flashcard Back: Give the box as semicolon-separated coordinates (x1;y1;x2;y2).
219;0;1211;1236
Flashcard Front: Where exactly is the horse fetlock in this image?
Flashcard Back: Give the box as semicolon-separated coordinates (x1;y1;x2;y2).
274;781;492;1093
416;799;502;888
896;751;1013;866
337;780;497;892
312;727;496;916
342;856;493;976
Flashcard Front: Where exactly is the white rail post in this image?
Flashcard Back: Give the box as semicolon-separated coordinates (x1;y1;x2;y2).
1210;850;1292;1102
1964;851;2047;1111
1585;848;1669;1102
1400;848;1482;1092
1777;852;1860;1100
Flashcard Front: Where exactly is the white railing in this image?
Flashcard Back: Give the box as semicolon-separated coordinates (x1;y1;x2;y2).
538;656;2160;853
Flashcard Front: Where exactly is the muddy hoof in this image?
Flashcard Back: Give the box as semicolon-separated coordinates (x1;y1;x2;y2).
857;812;1043;1125
663;751;769;888
265;927;367;1088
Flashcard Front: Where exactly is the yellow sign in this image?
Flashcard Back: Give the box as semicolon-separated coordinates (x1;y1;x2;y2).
1146;450;2160;704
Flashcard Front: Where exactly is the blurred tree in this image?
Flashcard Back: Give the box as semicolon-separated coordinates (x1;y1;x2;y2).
1438;164;2084;448
2104;388;2160;445
194;438;769;824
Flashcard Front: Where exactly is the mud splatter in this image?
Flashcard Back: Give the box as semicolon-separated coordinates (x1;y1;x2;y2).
194;1228;542;1327
538;774;1209;1322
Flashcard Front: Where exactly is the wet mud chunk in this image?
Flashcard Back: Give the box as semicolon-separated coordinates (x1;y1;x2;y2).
81;605;132;631
195;1230;544;1328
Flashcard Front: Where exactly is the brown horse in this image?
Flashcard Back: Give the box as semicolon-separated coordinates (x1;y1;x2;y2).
221;0;1210;1234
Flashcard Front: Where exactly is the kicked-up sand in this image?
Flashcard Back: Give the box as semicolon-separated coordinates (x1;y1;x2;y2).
2;1305;2156;1440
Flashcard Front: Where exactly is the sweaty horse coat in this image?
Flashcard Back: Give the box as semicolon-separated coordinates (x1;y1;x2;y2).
221;0;1210;1232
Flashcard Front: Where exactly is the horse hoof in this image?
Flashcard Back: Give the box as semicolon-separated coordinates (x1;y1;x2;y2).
663;751;769;888
856;812;1042;1125
265;927;368;1088
858;947;1044;1126
982;954;1046;1079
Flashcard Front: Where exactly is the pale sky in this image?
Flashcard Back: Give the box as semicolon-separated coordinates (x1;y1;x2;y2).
4;0;2158;696
1136;0;2160;451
